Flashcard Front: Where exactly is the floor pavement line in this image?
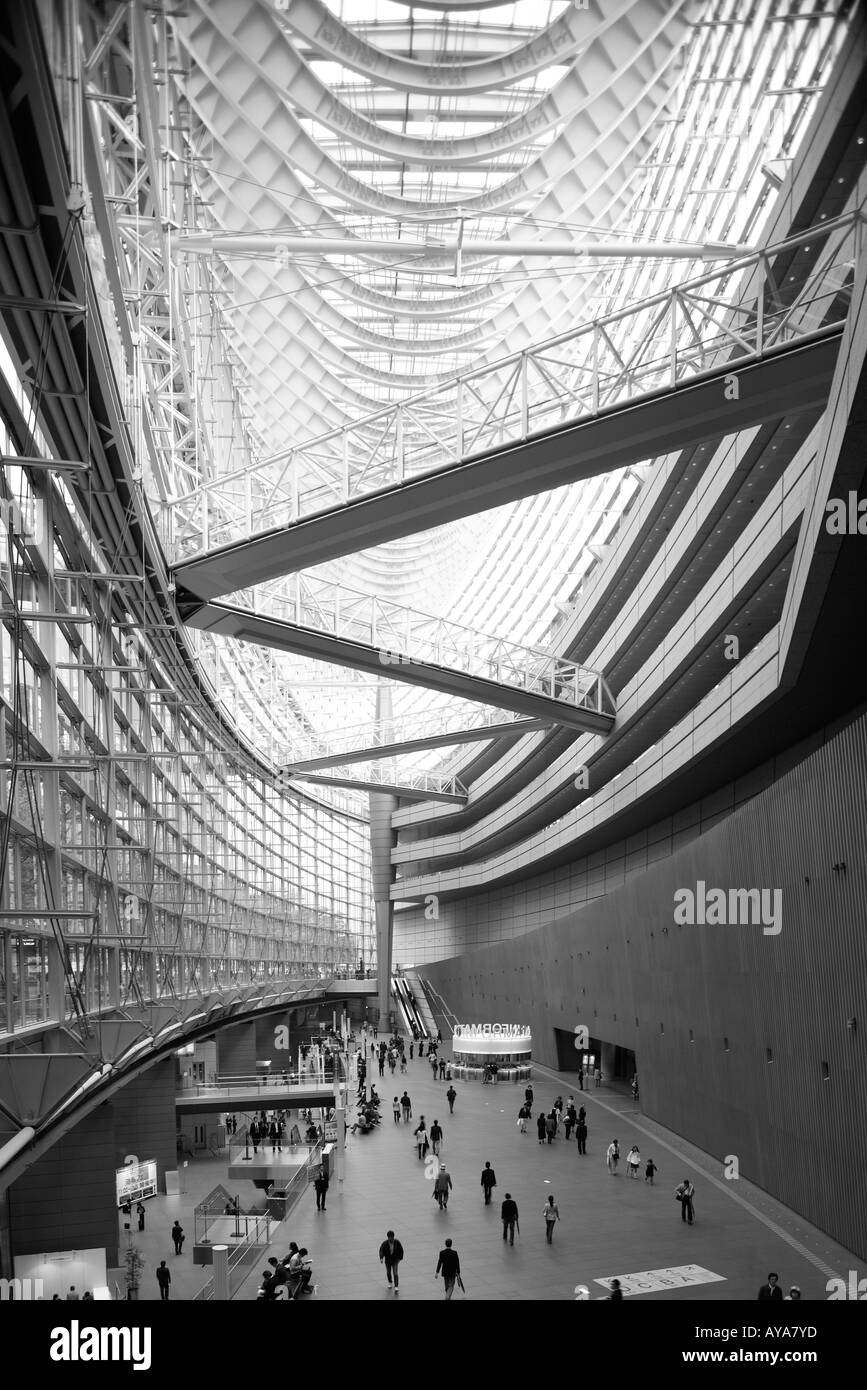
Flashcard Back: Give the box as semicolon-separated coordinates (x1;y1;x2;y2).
531;1063;842;1281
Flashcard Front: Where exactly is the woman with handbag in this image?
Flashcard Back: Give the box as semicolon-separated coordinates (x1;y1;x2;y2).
542;1195;560;1244
414;1117;427;1159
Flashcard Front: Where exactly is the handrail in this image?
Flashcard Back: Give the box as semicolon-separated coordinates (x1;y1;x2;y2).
181;1074;342;1098
169;209;863;539
194;1138;325;1301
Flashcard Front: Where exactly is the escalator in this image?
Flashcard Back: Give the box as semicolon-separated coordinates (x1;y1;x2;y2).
414;974;458;1044
391;975;428;1039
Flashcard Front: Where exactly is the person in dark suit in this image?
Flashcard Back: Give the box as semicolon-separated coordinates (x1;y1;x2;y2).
501;1193;519;1245
480;1161;497;1205
379;1231;404;1291
435;1239;460;1300
314;1164;329;1211
156;1262;171;1301
758;1273;783;1300
576;1119;588;1154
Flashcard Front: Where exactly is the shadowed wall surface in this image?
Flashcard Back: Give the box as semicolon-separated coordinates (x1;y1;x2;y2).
423;706;867;1260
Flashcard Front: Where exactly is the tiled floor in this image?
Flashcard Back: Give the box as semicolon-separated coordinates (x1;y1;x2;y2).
224;1057;860;1302
111;1152;253;1302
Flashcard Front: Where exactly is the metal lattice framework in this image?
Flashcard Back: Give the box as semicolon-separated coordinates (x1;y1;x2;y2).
277;705;550;770
279;762;468;804
59;0;853;780
168;211;860;560
81;2;261;514
208;575;617;720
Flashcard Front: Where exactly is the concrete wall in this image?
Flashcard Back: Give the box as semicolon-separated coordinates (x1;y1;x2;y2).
8;1056;179;1268
8;1102;119;1267
215;1021;256;1076
111;1057;178;1191
215;1013;300;1075
393;719;858;964
423;706;867;1260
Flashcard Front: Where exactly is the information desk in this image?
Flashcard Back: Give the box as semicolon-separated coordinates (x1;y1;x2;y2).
451;1024;531;1081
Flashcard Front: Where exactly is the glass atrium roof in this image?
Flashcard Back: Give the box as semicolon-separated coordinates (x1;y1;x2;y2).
141;0;848;771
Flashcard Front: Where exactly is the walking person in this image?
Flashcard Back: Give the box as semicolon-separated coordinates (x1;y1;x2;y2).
156;1262;171;1301
379;1231;404;1293
433;1165;452;1210
536;1111;547;1144
525;1083;534;1110
430;1054;438;1081
314;1163;329;1211
564;1102;576;1141
517;1103;529;1134
378;1053;385;1077
675;1177;695;1224
545;1110;556;1144
446;1084;456;1115
435;1238;461;1300
645;1158;657;1185
501;1193;519;1245
438;1057;446;1080
393;1095;401;1124
626;1145;641;1178
414;1117;428;1160
595;1067;602;1088
606;1139;620;1175
171;1221;185;1255
137;1201;146;1232
577;1067;584;1092
543;1194;560;1244
409;1042;414;1060
576;1118;588;1154
400;1090;412;1122
429;1119;443;1156
480;1161;497;1205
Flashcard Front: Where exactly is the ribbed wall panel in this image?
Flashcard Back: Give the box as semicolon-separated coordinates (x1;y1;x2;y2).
111;1058;178;1191
215;1021;257;1076
424;708;867;1258
9;1104;119;1266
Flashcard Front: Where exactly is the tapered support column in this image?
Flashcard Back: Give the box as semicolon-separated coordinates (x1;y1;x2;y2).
370;687;397;1028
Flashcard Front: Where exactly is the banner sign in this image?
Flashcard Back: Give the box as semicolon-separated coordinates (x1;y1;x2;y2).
115;1160;157;1207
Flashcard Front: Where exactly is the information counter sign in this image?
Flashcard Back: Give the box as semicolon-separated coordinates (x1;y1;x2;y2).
115;1159;157;1207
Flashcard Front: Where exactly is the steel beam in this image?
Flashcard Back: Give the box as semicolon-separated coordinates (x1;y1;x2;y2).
173;330;842;600
285;771;468;805
179;601;615;733
281;717;551;771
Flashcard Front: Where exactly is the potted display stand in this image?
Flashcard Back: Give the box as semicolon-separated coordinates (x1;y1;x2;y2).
125;1245;145;1301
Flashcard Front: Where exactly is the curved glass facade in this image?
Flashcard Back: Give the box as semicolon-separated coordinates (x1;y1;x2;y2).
0;420;373;1038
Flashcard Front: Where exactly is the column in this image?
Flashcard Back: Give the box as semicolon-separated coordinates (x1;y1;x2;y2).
370;685;397;1027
